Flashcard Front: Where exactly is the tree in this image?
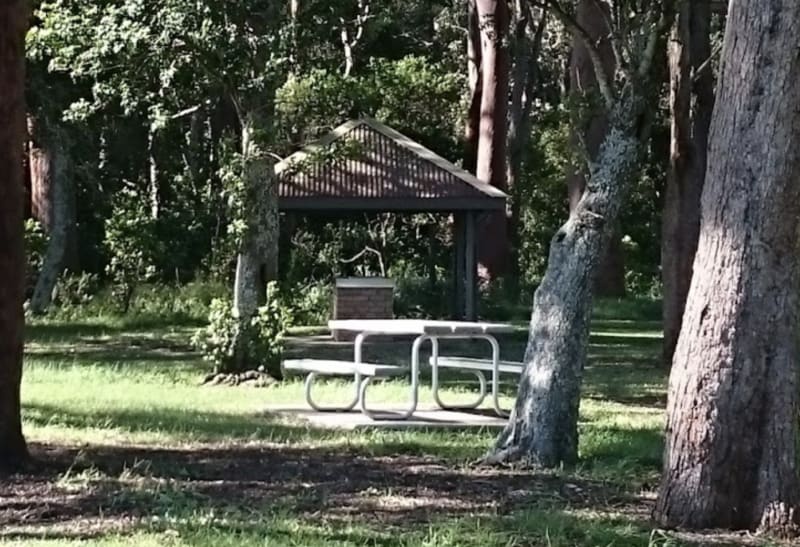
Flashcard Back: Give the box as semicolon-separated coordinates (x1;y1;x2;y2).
660;0;714;366
0;0;30;470
654;0;800;533
565;0;626;297
474;0;511;279
29;120;77;315
486;0;671;467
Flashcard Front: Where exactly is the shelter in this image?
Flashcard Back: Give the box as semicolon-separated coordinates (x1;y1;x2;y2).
275;118;507;320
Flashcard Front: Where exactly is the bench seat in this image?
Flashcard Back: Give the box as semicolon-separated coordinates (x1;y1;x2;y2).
282;359;406;377
429;356;524;374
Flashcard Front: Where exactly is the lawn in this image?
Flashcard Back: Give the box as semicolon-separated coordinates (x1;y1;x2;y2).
1;302;779;546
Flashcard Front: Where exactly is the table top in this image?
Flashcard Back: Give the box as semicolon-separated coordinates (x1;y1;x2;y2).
328;319;516;335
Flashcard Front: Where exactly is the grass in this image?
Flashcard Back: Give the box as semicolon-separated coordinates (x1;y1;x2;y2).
3;299;777;546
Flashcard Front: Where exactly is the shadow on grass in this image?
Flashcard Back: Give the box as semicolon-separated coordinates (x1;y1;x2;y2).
0;438;658;546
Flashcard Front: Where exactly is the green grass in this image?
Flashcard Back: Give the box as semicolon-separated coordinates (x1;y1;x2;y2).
4;300;773;546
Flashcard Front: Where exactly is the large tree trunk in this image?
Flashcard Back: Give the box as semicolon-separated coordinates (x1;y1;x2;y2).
487;95;644;466
660;0;713;366
654;0;800;533
464;0;482;174
30;126;76;315
475;0;511;279
0;0;30;471
230;110;279;375
566;0;626;298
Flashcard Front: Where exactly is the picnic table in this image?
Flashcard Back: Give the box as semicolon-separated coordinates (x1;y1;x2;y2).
283;319;521;420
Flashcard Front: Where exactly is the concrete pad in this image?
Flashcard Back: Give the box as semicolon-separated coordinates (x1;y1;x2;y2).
263;405;508;430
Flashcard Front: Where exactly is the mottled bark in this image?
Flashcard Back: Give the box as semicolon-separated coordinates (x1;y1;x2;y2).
661;0;713;366
566;0;625;297
475;0;511;279
30;127;76;315
464;0;482;174
654;0;800;533
0;0;29;470
488;95;644;467
230;110;279;375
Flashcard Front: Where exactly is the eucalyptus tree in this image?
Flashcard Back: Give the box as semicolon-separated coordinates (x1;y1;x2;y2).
0;0;30;470
34;0;289;372
660;0;715;365
487;0;673;466
654;0;800;532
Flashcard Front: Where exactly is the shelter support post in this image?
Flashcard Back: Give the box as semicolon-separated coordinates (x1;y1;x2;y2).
453;213;466;319
465;211;477;321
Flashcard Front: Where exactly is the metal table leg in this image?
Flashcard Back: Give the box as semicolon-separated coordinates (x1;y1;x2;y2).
431;336;488;410
360;334;424;420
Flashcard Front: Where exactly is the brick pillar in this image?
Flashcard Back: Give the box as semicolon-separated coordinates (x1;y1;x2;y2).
332;277;395;341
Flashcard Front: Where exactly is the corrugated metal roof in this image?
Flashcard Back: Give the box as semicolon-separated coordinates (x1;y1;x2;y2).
276;118;507;211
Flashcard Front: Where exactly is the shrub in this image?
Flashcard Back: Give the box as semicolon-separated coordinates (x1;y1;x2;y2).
192;282;292;377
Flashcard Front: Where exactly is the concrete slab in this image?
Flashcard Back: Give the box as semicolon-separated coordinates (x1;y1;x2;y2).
263;405;508;430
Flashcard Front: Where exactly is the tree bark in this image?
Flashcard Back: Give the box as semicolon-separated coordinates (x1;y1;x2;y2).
487;94;644;467
566;0;626;298
660;0;713;366
0;0;29;471
475;0;511;279
464;0;482;174
507;3;547;261
654;0;800;533
230;109;279;375
30;126;76;315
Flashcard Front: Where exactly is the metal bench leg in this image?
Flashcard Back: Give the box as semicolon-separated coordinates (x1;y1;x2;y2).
431;337;488;411
360;334;424;420
484;334;509;417
304;371;361;412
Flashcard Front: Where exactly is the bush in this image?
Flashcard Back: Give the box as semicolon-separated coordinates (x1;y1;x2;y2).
24;218;48;296
192;283;292;376
104;188;161;312
287;281;332;326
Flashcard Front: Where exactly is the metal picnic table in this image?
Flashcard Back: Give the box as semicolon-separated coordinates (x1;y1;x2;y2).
314;319;517;420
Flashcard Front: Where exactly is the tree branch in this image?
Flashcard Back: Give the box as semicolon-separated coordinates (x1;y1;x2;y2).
536;0;615;109
637;2;673;79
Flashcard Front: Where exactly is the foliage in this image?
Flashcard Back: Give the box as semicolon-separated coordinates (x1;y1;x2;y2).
286;281;332;326
103;189;161;312
192;283;292;375
24;219;48;296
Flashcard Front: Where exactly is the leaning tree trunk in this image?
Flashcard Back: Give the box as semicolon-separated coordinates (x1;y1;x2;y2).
230;110;279;375
30;128;76;315
487;95;643;466
566;0;626;298
654;0;800;534
660;0;713;366
0;0;29;470
475;0;511;279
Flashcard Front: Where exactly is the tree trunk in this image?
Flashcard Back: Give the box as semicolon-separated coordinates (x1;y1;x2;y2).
507;4;547;267
566;0;626;298
654;0;800;534
0;0;29;471
30;127;76;315
148;126;159;219
230;110;279;375
660;0;713;366
464;0;482;174
487;95;643;467
475;0;511;279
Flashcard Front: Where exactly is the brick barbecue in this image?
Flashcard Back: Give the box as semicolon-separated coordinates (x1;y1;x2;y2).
332;277;394;341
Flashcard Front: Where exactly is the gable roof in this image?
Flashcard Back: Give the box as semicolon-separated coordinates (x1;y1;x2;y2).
276;118;507;212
